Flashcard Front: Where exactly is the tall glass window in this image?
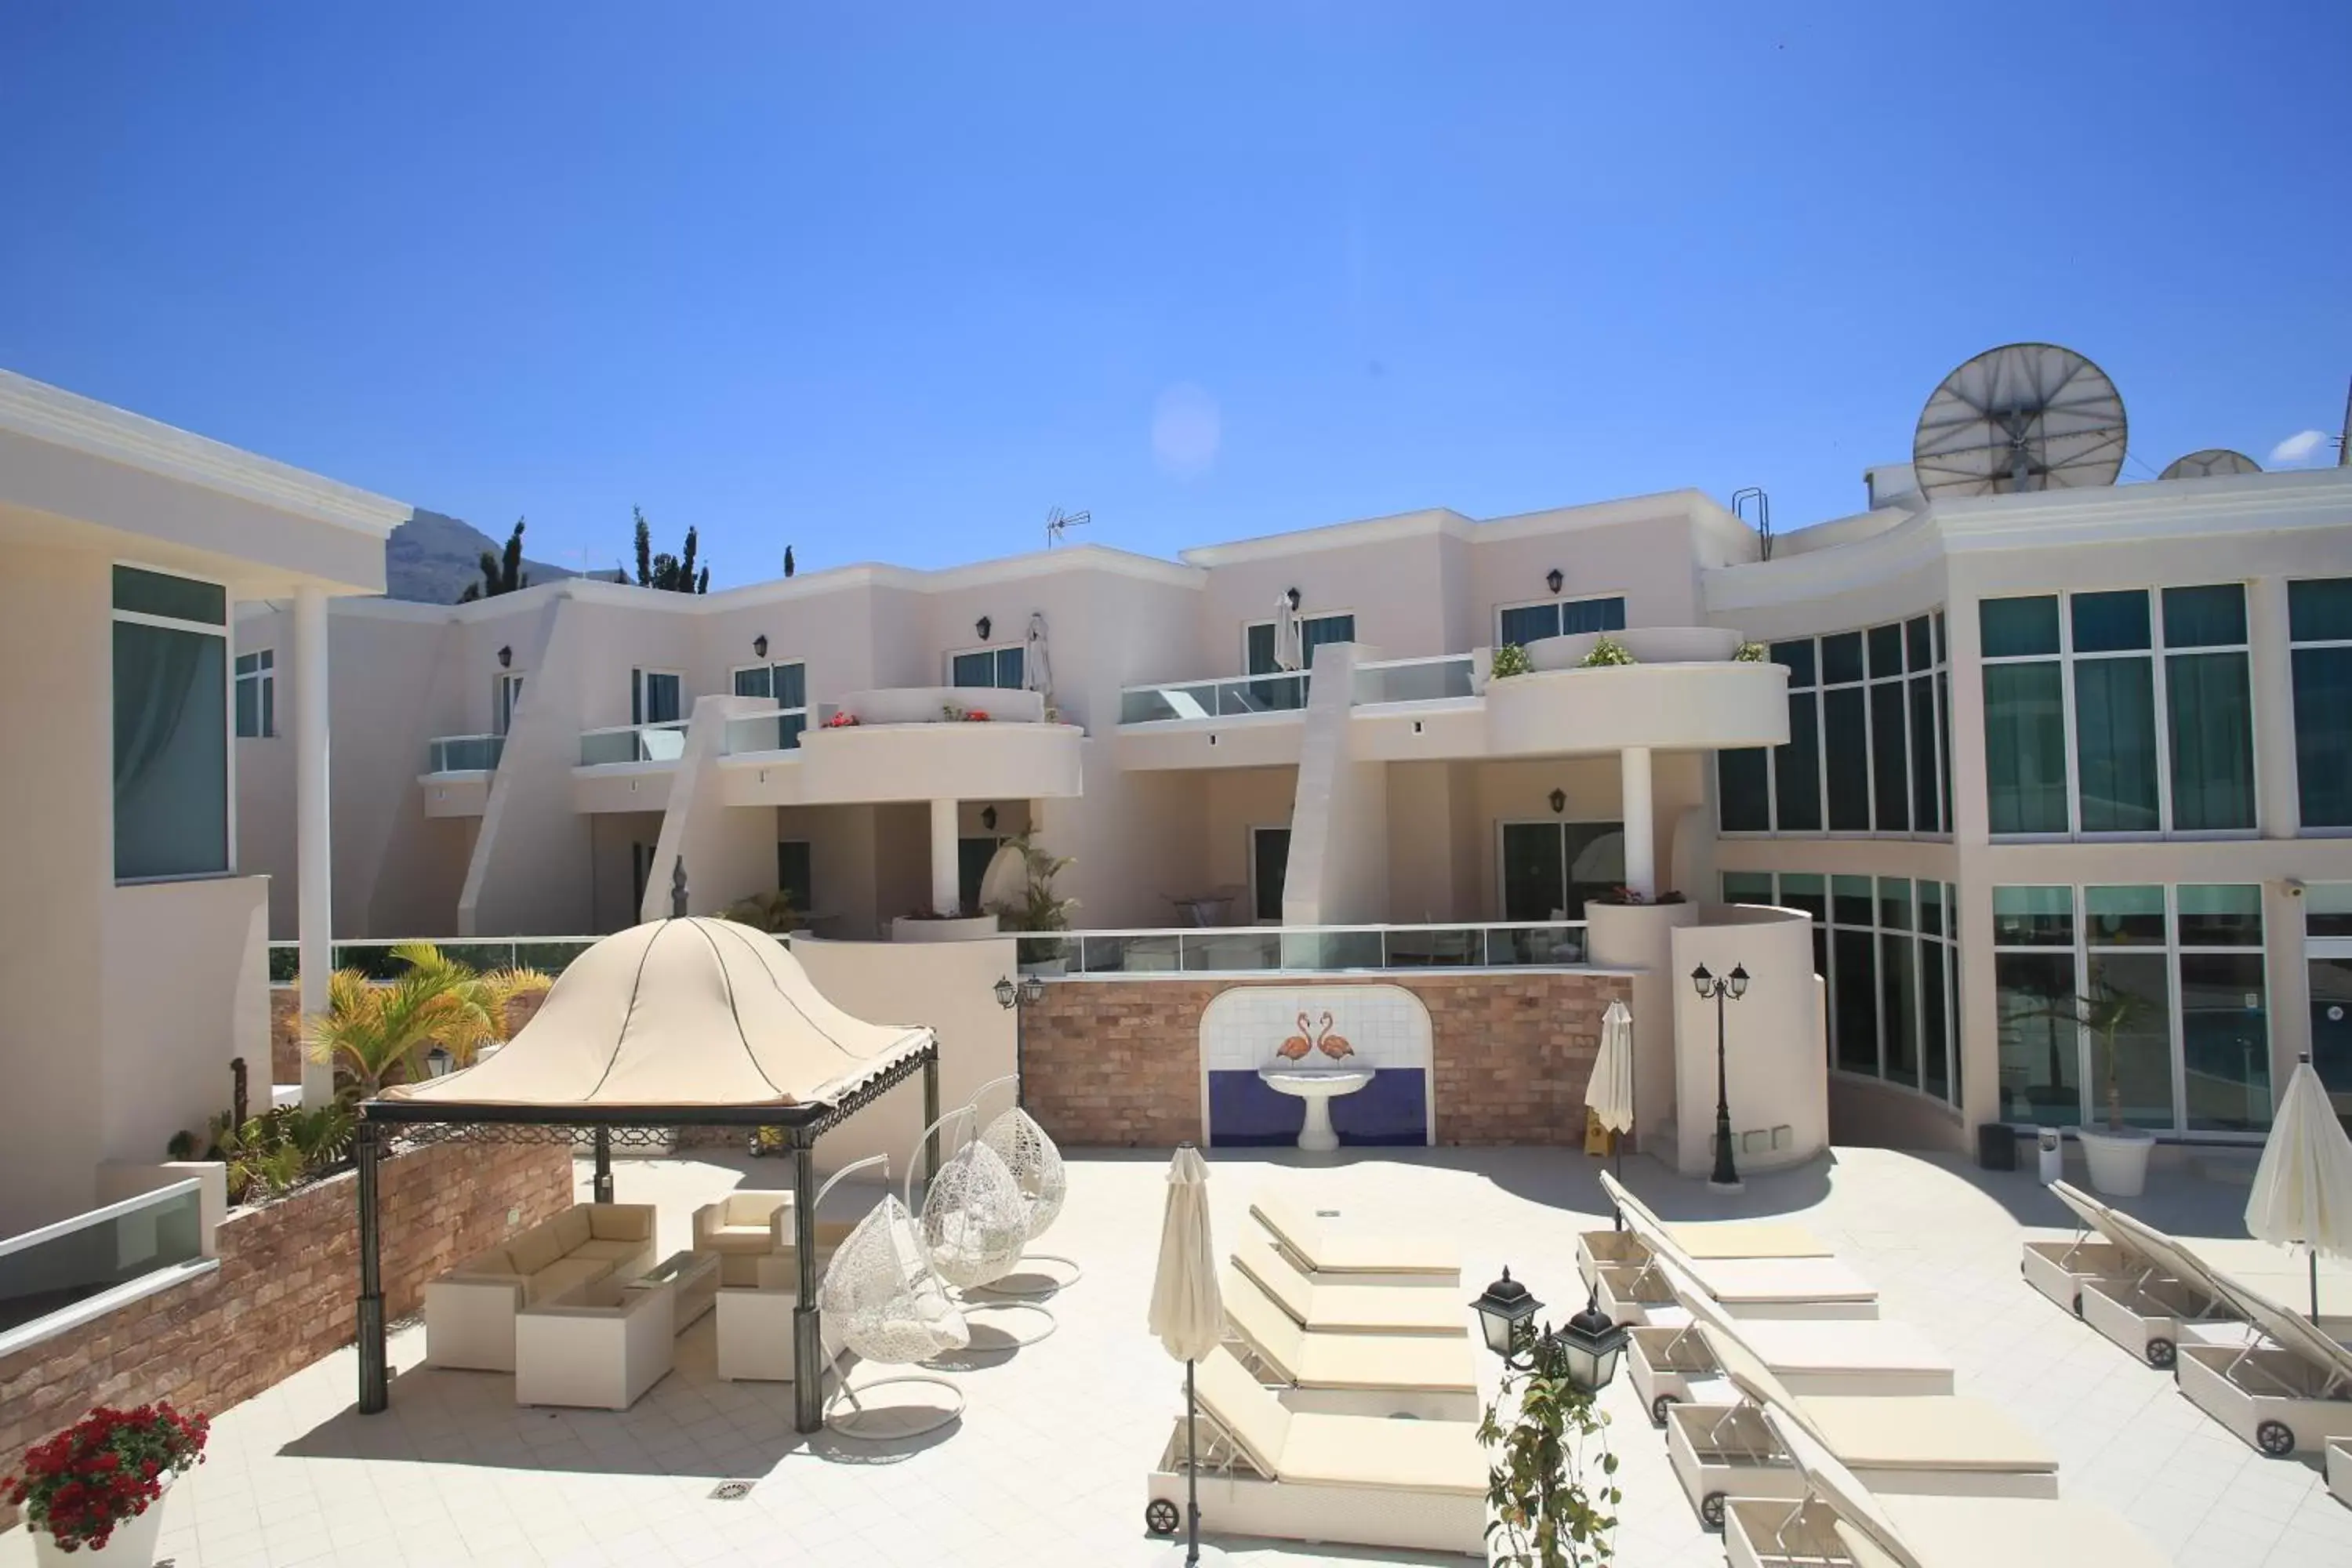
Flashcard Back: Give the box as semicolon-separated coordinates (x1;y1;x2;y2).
234;648;275;739
2162;586;2254;830
113;565;230;881
2177;884;2269;1133
2290;578;2352;828
1993;886;2077;1125
2083;885;2172;1130
1773;641;1822;832
2071;592;2158;832
734;660;810;749
1716;619;1946;839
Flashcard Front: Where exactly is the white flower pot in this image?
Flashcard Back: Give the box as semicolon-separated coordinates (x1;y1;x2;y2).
890;915;1000;943
32;1478;170;1566
2075;1126;2154;1197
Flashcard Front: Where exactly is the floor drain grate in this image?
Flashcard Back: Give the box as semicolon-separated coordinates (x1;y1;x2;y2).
710;1480;755;1501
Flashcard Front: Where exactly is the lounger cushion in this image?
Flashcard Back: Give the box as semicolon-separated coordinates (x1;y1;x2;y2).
1737;1319;1952;1377
1843;1497;2172;1568
1281;1412;1486;1496
1684;1256;1878;1305
1667;1221;1832;1260
1290;1330;1477;1395
1800;1395;2057;1474
1251;1193;1461;1276
1234;1242;1466;1335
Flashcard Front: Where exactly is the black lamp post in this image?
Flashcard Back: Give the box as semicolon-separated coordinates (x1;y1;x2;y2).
1468;1269;1627;1392
994;972;1046;1107
1691;962;1749;1191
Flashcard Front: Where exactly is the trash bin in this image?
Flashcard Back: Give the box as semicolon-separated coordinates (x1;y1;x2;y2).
1976;1121;2017;1171
2036;1127;2063;1184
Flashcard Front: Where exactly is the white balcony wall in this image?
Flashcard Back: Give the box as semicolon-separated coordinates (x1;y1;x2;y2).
102;876;270;1173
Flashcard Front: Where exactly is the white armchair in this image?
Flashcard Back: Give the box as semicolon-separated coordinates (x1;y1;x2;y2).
514;1276;677;1410
693;1189;797;1286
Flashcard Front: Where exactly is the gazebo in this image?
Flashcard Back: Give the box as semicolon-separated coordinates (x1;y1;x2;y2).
353;901;939;1433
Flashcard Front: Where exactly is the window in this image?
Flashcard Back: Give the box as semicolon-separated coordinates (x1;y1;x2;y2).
1716;617;1947;838
1500;821;1624;923
1497;595;1625;648
777;840;813;914
1983;585;2256;839
630;668;683;726
234;649;274;739
1247;614;1356;674
2291;578;2352;828
734;661;809;749
494;671;526;736
949;646;1025;689
1991;882;2269;1134
1726;869;1958;1105
113;564;230;881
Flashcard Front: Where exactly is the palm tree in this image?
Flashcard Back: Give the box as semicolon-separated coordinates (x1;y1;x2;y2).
2041;980;2162;1132
303;942;550;1098
720;889;799;934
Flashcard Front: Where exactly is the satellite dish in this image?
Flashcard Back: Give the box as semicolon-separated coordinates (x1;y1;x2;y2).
2158;448;2261;481
1912;343;2128;498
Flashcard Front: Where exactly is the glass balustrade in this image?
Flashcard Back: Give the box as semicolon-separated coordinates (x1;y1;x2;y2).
425;734;504;773
1353;655;1476;705
723;713;808;755
1065;922;1588;975
579;720;689;765
0;1181;205;1338
1119;673;1309;724
269;938;601;984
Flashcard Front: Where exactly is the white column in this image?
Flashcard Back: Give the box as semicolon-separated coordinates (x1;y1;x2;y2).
930;798;960;916
295;586;335;1109
1621;746;1655;901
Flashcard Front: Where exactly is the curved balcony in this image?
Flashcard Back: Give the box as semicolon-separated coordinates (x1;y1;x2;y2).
737;686;1082;805
1483;651;1788;755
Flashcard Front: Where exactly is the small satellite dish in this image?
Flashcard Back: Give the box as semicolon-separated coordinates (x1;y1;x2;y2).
1912;343;2129;498
2158;448;2261;481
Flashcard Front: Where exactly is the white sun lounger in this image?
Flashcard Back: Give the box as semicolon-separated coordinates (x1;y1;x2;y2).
2033;1182;2249;1368
1231;1239;1466;1338
1666;1303;2057;1529
1591;1173;1876;1325
1579;1171;1832;1291
1144;1345;1486;1557
1722;1405;2168;1568
1221;1263;1479;1421
2093;1205;2352;1457
1249;1191;1461;1286
1629;1255;1952;1427
2328;1437;2352;1508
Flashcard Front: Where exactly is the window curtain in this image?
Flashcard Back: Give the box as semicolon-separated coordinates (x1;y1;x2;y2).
2166;652;2255;830
2073;659;2158;832
114;621;226;880
1984;663;2067;833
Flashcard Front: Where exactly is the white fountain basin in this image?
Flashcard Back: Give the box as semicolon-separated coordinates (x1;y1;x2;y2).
1258;1067;1375;1153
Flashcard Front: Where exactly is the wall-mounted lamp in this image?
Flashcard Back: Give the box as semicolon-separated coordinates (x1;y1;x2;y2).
981;804;998;831
1546;568;1564;596
1285;586;1302;611
753;633;768;659
977;615;993;641
1549;788;1566;815
497;644;513;670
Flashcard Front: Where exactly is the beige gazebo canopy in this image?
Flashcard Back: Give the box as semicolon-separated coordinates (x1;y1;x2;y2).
384;916;930;1111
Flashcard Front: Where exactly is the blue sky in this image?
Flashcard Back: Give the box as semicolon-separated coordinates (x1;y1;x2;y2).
2;4;2345;586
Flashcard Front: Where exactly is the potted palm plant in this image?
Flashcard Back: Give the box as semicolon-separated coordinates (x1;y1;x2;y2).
985;833;1079;974
2046;980;2161;1196
303;942;550;1097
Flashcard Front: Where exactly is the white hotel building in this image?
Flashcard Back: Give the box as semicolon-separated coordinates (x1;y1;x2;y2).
230;454;2352;1160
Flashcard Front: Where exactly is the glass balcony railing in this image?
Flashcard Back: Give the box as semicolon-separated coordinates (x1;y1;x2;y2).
579;720;688;766
1;1181;206;1340
1047;921;1588;975
1353;655;1475;705
425;733;504;773
724;712;809;756
1119;673;1309;724
268;937;603;985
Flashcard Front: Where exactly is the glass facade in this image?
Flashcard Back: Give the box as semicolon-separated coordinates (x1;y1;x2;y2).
2290;578;2352;828
733;661;810;749
1721;869;1959;1109
1980;585;2256;838
1718;613;1948;838
1992;883;2269;1133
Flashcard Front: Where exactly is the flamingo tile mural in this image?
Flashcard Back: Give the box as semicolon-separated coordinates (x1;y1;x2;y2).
1200;985;1432;1147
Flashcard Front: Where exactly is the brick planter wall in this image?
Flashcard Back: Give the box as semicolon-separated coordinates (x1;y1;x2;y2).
268;988;550;1086
0;1137;572;1530
1022;970;1630;1148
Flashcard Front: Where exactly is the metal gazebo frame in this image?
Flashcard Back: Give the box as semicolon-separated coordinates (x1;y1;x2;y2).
352;1039;942;1436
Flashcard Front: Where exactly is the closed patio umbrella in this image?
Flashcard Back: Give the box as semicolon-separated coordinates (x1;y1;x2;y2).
1022;612;1054;710
1148;1144;1221;1564
1585;1000;1636;1216
1272;593;1303;673
2245;1054;2352;1319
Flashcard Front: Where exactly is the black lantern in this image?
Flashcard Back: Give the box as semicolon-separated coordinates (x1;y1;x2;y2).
1555;1294;1629;1392
981;804;998;831
497;644;513;670
753;633;768;659
1285;586;1301;610
1549;788;1566;815
977;615;993;641
994;975;1017;1010
1020;973;1045;1006
425;1044;454;1078
1546;568;1564;595
1470;1269;1542;1362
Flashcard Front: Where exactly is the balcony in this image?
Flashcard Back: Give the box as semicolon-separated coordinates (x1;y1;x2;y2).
720;686;1083;807
420;732;503;815
1352;654;1475;705
1119;673;1309;724
579;720;688;768
1034;920;1590;975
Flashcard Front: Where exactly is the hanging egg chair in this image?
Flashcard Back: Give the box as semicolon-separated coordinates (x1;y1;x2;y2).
967;1074;1083;1302
815;1154;968;1439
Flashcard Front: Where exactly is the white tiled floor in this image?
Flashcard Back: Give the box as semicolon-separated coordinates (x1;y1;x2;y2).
5;1144;2350;1566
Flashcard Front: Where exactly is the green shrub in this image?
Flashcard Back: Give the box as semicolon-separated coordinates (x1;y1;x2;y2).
1578;636;1636;668
1490;644;1534;679
1733;641;1767;662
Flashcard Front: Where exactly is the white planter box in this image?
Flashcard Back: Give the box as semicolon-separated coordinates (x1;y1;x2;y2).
2076;1127;2154;1197
891;915;1001;942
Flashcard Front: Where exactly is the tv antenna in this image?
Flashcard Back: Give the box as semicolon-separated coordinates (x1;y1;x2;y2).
2158;448;2261;481
1912;343;2128;499
1044;506;1091;548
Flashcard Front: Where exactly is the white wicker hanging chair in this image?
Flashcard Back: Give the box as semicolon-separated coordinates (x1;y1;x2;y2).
912;1109;1031;1290
979;1104;1066;1241
814;1155;968;1438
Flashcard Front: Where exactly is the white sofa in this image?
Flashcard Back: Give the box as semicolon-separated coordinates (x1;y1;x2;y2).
514;1275;677;1410
425;1203;658;1372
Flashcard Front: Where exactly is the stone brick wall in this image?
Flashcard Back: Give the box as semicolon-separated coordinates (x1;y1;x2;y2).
0;1137;572;1530
1023;970;1630;1148
268;988;550;1086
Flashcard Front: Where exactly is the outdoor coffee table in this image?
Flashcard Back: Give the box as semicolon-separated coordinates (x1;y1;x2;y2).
630;1250;720;1334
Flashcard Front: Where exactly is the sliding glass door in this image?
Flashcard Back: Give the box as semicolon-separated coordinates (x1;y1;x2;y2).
1499;821;1624;921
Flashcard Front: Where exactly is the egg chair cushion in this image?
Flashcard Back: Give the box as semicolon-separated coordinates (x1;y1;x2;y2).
980;1105;1067;1240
